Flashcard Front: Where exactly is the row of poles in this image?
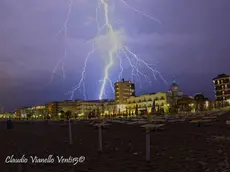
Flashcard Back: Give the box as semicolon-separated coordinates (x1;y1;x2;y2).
67;119;154;162
16;119;157;171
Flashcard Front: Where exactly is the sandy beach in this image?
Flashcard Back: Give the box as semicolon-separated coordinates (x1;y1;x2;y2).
1;111;230;172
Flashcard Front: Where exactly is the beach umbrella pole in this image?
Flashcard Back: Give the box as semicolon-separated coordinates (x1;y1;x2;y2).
69;119;72;145
98;125;102;152
146;127;150;161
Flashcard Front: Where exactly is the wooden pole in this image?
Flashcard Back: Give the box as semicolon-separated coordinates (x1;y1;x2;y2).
69;119;72;145
98;125;102;152
146;127;150;162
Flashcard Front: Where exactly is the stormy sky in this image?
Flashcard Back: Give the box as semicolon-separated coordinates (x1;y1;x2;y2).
0;0;230;111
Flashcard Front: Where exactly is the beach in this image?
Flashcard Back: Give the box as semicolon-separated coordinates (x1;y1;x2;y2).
1;111;230;172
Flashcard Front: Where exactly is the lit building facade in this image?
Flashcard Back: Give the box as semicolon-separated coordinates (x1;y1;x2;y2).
177;93;213;113
73;99;116;118
177;96;195;112
46;100;76;119
124;92;169;115
15;109;21;118
46;101;60;118
58;100;76;112
213;74;230;107
15;105;46;119
193;93;210;111
115;79;135;104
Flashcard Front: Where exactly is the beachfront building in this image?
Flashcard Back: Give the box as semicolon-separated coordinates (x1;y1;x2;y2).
58;100;76;111
213;74;230;107
15;109;22;118
115;78;135;104
0;113;13;119
29;105;46;119
46;101;60;119
177;96;195;112
45;99;117;119
124;92;169;115
193;93;210;111
177;93;213;113
46;100;75;119
15;105;46;119
167;81;183;113
73;99;116;118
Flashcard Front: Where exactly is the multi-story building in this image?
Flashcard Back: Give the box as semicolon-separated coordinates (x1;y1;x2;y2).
213;74;230;106
74;99;116;118
193;93;210;111
58;100;76;112
45;99;116;119
15;109;22;118
115;79;135;104
21;106;46;118
177;95;195;112
177;93;212;112
15;105;46;119
103;100;117;115
46;101;60;118
167;81;183;113
46;100;76;119
123;92;169;115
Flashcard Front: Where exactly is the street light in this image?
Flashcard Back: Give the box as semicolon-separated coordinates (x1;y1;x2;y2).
227;99;230;105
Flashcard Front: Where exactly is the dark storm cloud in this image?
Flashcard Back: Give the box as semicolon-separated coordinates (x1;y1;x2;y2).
0;0;230;111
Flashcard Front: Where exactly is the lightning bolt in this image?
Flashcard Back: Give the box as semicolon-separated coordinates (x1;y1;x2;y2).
48;0;73;84
98;0;118;100
118;0;162;24
67;0;167;101
69;44;96;100
97;0;166;99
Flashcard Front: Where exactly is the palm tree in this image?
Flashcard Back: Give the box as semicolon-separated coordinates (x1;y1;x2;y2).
65;110;72;120
151;100;156;115
60;110;65;119
135;104;138;117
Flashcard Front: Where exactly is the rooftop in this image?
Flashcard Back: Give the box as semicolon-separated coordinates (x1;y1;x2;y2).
213;74;230;80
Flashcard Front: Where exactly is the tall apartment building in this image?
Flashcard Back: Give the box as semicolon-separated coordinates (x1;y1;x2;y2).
115;79;135;104
213;74;230;104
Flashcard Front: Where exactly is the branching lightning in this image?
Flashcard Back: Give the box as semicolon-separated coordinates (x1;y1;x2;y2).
98;0;118;100
48;0;73;84
69;44;96;100
58;0;167;100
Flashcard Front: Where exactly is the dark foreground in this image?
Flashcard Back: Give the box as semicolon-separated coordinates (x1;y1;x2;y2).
1;112;230;172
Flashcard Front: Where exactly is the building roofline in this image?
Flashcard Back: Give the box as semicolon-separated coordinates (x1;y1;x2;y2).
213;74;230;80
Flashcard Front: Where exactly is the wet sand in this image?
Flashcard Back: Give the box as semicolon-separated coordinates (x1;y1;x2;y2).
1;111;230;172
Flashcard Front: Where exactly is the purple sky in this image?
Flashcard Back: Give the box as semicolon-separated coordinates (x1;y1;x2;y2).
0;0;230;111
